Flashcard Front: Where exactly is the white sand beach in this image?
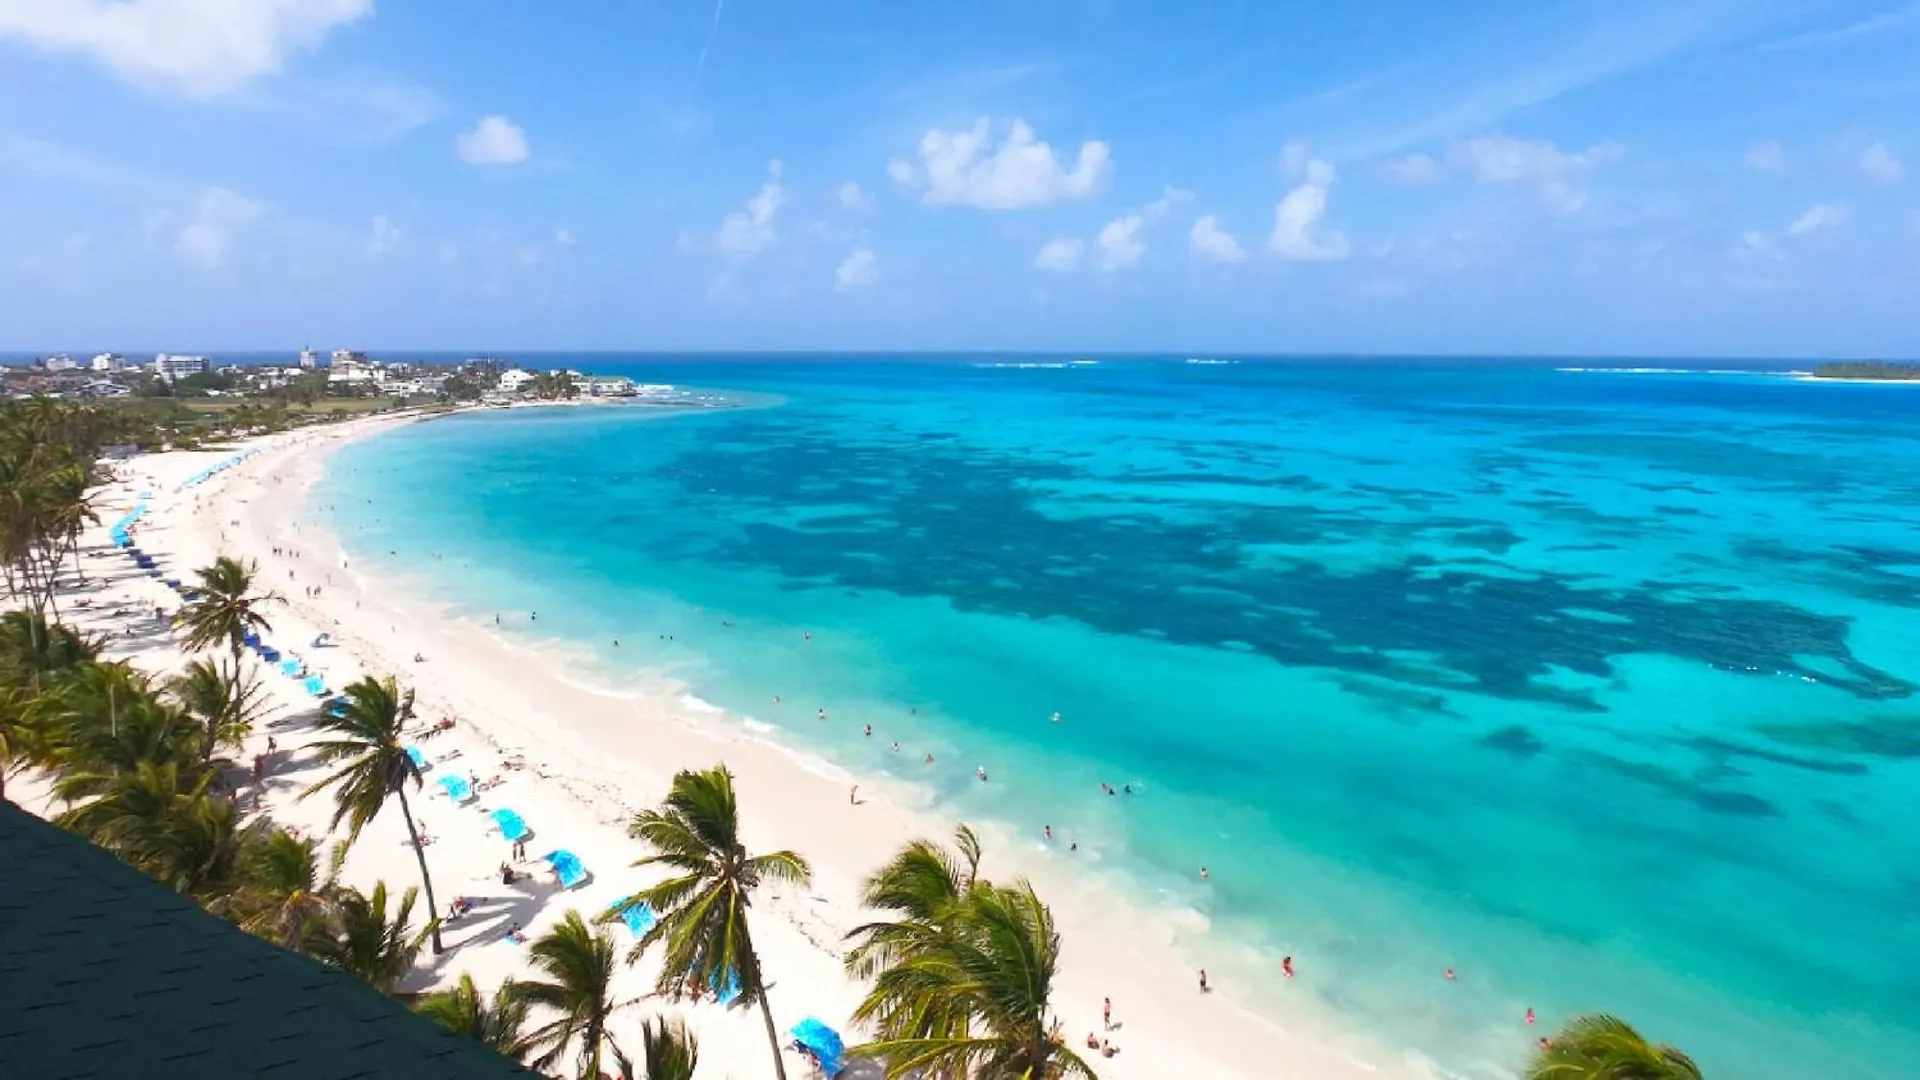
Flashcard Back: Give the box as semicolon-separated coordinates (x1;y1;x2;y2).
22;412;1419;1080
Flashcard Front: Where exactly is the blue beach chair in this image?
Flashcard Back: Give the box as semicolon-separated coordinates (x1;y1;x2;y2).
491;808;529;842
436;774;474;802
544;849;587;889
789;1018;847;1076
616;899;656;937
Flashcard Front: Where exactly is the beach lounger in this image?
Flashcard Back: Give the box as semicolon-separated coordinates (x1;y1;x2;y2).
544;849;588;889
435;774;474;803
616;899;656;937
490;808;529;842
405;745;428;770
789;1018;847;1076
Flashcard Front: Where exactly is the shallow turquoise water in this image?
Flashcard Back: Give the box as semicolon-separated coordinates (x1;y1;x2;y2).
321;358;1920;1078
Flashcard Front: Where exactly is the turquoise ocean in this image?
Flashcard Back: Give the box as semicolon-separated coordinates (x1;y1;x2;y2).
317;357;1920;1079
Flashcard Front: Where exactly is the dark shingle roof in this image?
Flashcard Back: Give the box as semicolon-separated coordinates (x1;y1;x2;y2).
0;802;537;1079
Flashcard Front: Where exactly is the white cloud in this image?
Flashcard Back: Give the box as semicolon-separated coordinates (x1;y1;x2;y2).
173;186;264;268
456;116;529;165
714;160;786;257
889;118;1110;209
1385;153;1441;184
368;214;400;257
1141;185;1193;218
1786;203;1849;235
1189;214;1247;263
1268;159;1349;261
837;182;871;211
554;228;576;245
1459;134;1621;215
1095;215;1145;272
1860;142;1902;184
0;0;370;98
1033;237;1084;272
1744;139;1786;173
835;248;878;291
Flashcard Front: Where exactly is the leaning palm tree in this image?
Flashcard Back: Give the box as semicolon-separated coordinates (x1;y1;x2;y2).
302;675;442;952
607;765;812;1080
415;973;533;1061
180;555;277;664
58;758;262;904
228;830;345;951
311;880;428;993
517;910;626;1078
854;882;1095;1080
167;657;268;767
1526;1014;1703;1080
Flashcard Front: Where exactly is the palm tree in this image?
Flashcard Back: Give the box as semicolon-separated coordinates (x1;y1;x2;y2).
302;675;442;953
57;759;261;903
414;973;532;1061
167;657;268;767
1526;1014;1703;1080
229;830;344;950
632;1017;699;1080
853;882;1094;1080
180;555;277;664
846;824;983;980
608;765;811;1080
517;910;626;1078
312;880;428;993
39;664;201;804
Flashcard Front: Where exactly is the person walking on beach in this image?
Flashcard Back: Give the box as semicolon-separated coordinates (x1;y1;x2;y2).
1198;969;1210;993
850;785;858;805
1103;997;1112;1030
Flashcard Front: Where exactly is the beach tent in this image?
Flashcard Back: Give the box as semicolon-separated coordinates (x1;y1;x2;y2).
405;746;428;770
435;775;474;803
490;808;529;842
790;1018;846;1075
543;850;588;889
615;899;655;938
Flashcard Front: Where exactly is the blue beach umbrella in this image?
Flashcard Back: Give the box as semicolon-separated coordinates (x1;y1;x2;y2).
789;1018;846;1075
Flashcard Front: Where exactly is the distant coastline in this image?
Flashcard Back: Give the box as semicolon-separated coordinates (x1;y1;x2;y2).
1801;361;1920;383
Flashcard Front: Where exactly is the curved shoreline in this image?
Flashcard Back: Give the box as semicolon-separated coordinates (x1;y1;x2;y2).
198;413;1409;1080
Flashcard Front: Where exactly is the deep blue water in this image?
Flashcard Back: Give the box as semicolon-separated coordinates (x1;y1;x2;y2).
320;357;1920;1079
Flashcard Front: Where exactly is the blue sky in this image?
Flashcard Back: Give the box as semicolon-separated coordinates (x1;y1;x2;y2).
0;0;1915;358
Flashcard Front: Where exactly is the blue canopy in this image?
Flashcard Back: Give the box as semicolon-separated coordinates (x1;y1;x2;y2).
280;657;302;676
436;774;473;801
405;745;427;769
325;696;349;718
491;808;529;841
616;900;656;937
258;647;281;663
713;967;741;1005
544;849;587;889
790;1018;846;1075
304;674;326;697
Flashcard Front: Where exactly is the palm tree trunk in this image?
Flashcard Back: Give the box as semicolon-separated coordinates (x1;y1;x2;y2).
395;786;444;954
743;935;789;1080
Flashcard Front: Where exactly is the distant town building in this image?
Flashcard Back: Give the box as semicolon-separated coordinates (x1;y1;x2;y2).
330;349;366;366
497;368;538;394
585;375;638;397
41;355;78;372
151;353;210;381
89;353;124;372
299;347;319;369
327;356;382;386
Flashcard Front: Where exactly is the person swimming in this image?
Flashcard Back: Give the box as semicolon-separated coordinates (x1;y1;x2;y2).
977;766;989;781
1282;956;1294;978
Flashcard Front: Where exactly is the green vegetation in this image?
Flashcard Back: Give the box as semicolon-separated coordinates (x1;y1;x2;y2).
1808;361;1920;381
1526;1014;1702;1079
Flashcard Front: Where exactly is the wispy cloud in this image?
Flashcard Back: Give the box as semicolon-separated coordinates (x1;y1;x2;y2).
1759;4;1920;51
689;0;726;99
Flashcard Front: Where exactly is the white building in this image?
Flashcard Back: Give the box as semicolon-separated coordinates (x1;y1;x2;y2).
299;347;319;369
151;353;210;381
327;357;382;386
41;354;78;372
90;353;124;372
497;368;538;394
